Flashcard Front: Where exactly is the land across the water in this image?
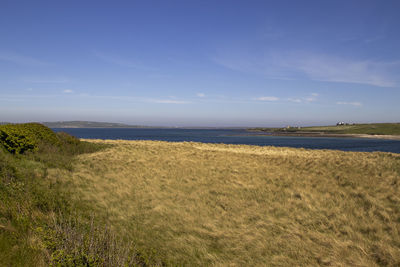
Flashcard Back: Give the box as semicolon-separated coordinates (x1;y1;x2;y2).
40;121;242;129
249;123;400;140
247;132;400;140
41;120;149;128
4;121;400;140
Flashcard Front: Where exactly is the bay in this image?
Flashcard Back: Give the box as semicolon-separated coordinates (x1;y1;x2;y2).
52;128;400;153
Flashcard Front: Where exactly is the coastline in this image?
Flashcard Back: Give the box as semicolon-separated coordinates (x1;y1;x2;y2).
246;131;400;140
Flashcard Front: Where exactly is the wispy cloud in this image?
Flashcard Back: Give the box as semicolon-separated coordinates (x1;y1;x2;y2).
287;98;302;103
0;51;50;67
0;94;58;100
255;96;279;101
283;54;398;87
78;94;190;104
0;97;26;102
213;51;399;87
304;93;318;102
196;93;205;97
287;93;319;103
148;99;189;104
363;35;385;44
0;93;190;105
93;51;155;70
336;101;362;106
23;77;69;83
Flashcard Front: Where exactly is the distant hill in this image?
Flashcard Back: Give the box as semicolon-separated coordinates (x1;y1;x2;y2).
42;121;147;128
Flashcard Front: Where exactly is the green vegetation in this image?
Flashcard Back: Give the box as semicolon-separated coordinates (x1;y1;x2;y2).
301;123;400;135
0;123;60;154
252;122;400;135
0;123;149;266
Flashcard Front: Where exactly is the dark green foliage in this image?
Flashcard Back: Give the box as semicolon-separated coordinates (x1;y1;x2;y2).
0;123;107;169
0;123;60;154
0;123;142;266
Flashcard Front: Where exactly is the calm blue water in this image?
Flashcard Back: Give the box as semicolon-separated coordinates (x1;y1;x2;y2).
52;128;400;153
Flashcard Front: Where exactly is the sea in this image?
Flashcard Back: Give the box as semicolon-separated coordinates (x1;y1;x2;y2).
52;128;400;153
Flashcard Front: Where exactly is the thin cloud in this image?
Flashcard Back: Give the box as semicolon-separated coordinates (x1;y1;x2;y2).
0;94;58;99
287;93;319;103
0;97;26;102
149;99;190;104
336;101;362;106
74;94;190;104
255;96;279;101
285;54;398;87
364;35;385;44
196;93;205;97
93;51;156;70
213;50;399;87
288;98;302;103
24;78;69;83
0;93;190;105
304;93;318;102
0;51;50;67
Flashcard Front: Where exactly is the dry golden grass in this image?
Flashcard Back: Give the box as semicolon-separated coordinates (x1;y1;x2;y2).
50;140;400;266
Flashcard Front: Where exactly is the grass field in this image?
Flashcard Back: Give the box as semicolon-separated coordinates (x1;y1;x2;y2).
253;123;400;136
301;123;400;135
48;139;400;266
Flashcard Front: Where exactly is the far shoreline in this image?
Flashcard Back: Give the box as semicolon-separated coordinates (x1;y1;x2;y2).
244;132;400;141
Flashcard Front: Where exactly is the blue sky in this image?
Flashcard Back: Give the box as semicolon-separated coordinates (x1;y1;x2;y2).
1;0;399;127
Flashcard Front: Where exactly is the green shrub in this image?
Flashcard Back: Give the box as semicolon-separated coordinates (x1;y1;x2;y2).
0;123;60;154
0;124;130;266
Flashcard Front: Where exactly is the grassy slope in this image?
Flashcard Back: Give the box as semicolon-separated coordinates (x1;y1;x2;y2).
253;123;400;135
0;125;151;266
50;140;400;266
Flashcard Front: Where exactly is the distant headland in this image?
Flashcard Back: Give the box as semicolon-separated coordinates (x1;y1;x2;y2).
249;123;400;140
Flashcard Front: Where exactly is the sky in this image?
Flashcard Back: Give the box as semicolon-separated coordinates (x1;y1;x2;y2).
1;0;400;127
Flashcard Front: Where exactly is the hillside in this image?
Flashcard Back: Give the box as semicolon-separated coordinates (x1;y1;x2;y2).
0;124;147;266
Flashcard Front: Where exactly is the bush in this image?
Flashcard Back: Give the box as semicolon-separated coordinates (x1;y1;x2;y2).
0;123;60;154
